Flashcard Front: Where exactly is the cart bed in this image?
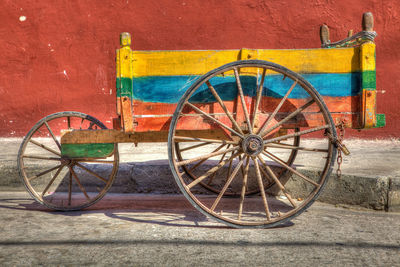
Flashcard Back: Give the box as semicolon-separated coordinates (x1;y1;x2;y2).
116;44;384;134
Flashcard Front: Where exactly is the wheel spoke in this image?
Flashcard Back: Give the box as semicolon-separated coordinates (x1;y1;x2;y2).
257;156;297;208
69;167;90;200
251;68;266;131
67;116;71;129
207;144;231;185
88;122;96;130
74;162;108;183
256;158;274;184
68;172;72;206
238;154;246;179
262;151;319;187
79;118;84;130
179;142;213;152
188;144;226;172
22;155;61;161
261;98;315;137
206;81;245;136
265;142;329;152
210;157;245;211
174;136;237;145
176;146;239;167
226;151;233;181
233;68;252;134
187;151;240;189
258;80;297;136
238;156;250;220
253;157;271;220
264;125;330;145
44;121;61;151
41;165;65;197
29;139;61;156
28;164;63;181
186;102;244;138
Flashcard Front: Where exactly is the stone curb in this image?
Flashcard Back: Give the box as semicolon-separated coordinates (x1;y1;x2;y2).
1;160;399;212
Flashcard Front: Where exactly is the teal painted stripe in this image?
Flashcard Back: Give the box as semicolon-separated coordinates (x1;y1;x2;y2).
362;70;376;89
130;73;362;103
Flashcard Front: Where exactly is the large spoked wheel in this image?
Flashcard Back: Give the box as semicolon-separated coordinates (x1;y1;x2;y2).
168;60;337;228
18;111;119;211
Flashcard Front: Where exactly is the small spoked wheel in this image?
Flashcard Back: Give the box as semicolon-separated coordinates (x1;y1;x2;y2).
168;60;337;228
18;111;119;211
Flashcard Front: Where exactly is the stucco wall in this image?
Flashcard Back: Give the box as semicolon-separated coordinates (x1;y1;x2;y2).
0;0;399;138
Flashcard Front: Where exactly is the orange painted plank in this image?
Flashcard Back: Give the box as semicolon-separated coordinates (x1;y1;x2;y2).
132;95;360;116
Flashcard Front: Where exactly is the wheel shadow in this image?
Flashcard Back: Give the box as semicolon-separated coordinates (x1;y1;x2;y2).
0;194;294;229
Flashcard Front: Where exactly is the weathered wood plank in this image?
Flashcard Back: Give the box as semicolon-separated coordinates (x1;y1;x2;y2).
61;129;230;144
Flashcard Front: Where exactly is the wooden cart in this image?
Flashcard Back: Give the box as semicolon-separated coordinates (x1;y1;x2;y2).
17;12;385;228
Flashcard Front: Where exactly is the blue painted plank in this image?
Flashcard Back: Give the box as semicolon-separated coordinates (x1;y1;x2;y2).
132;73;361;103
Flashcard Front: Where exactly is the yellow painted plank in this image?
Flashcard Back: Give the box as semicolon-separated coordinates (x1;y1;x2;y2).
128;47;360;77
257;48;360;74
132;50;238;77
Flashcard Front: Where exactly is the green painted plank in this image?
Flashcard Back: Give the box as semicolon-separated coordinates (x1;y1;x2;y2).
61;143;115;158
116;77;133;98
374;114;386;128
362;70;376;90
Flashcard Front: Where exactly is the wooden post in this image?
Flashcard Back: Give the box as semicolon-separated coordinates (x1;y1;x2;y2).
320;24;330;46
360;41;377;128
362;12;374;32
116;32;135;133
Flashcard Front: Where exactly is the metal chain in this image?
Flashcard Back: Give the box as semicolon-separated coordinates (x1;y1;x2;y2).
336;122;345;179
336;150;342;178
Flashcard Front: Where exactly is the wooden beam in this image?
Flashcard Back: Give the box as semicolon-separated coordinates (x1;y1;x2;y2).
60;129;230;144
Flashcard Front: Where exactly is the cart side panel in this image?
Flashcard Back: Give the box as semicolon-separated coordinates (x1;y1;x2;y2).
126;47;364;132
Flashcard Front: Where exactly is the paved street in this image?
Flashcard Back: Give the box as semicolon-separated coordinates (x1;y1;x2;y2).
0;192;399;266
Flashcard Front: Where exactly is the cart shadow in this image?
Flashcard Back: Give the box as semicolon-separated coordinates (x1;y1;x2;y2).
0;197;211;228
102;209;294;229
104;210;227;229
0;195;294;229
0;197;56;212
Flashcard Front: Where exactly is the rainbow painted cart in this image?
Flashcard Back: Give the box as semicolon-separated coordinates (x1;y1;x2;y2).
18;13;385;228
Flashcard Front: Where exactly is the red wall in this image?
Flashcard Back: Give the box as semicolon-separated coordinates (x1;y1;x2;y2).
0;0;399;138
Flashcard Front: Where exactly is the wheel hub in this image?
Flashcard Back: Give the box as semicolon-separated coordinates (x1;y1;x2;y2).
241;135;264;156
61;158;73;166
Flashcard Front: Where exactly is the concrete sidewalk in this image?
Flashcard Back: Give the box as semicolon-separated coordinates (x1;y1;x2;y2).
1;192;399;266
1;138;399;211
